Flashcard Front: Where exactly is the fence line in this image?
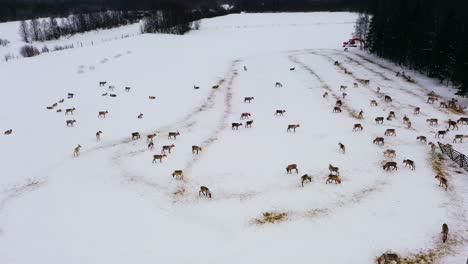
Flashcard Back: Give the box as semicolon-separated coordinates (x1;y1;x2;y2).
438;142;468;171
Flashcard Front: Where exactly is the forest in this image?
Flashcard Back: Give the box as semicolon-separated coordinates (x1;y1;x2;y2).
366;0;468;95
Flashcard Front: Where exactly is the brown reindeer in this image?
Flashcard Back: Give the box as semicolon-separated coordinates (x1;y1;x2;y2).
384;95;392;103
427;96;438;104
168;131;180;139
342;92;347;99
442;223;449;243
353;82;358;88
435;129;449;138
333;106;342;113
275;110;286;116
375;117;384;124
232;123;243;130
453;134;467;143
290;67;295;71
138;113;143;119
457;117;468;124
353;123;363;131
335;100;343;107
147;133;157;142
240;112;251;119
384;129;396;136
161;144;175;153
147;142;154;150
99;81;107;86
429;142;437;153
125;87;131;92
301;174;312;187
245;120;254;128
370;100;378;107
322;92;328;98
199;186;212;198
46;106;54;110
96;131;102;141
387;111;396;120
403;115;410;124
403;159;415;170
414;107;420;115
435;175;448;191
172;170;184;179
383;149;396;158
65;107;76;115
212;85;219;89
328;164;339;176
373;137;385;145
275;82;283;88
357;110;364;119
152;154;167;163
377;253;399;264
110;94;117;97
440;102;448;108
338;143;346;154
66;119;76;127
286;164;299;174
58;99;65;103
98;110;109;118
131;132;141;140
326;175;341;184
340;85;347;91
244;97;254;103
334;61;340;66
4;129;13;135
383;161;397;171
416;136;427;143
56;109;62;113
192;145;202;154
102;93;108;96
426;118;438;126
407;121;412;129
149;96;156;100
448;119;458;130
287;124;300;132
73;144;82;157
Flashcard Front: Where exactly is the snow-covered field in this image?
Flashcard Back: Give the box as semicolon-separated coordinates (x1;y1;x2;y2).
0;12;467;264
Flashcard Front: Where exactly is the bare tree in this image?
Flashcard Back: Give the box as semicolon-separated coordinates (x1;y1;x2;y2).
19;20;29;42
354;13;370;50
29;18;41;41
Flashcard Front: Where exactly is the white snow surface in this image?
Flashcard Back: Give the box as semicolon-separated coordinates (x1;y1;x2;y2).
0;12;467;264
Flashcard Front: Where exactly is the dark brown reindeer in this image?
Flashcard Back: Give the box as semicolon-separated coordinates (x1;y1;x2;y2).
335;100;343;107
287;124;300;132
168;131;180;139
131;132;141;140
429;142;437;153
342;92;347;99
326;175;341;184
416;136;427;143
457;117;468;124
403;159;415;170
328;164;339;176
286;164;299;174
172;170;184;180
353;123;363;131
301;174;312;187
244;97;254;103
73;144;82;157
65;107;76;115
323;92;329;98
4;129;13;135
375;117;384;124
199;186;212;198
340;85;347;91
96;131;102;141
240;112;251;119
338;143;346;154
435;129;449;138
403;115;410;124
275;82;283;88
152;154;167;163
414;107;420;115
373;137;385;145
383;149;396;158
147;142;154;150
147;133;157;142
442;223;449;243
383;161;397;171
453;134;467;143
149;96;156;100
99;81;107;86
138;113;143;119
440;102;448;108
370;100;378;106
435;175;448;191
98;110;109;118
427;96;438;104
125;87;131;92
384;95;392;103
192;145;202;154
161;144;175;153
426;118;438;126
384;129;396;136
245;120;254;128
275;110;286;116
357;110;364;119
448;119;458;130
232;123;243;130
66;119;76;127
333;106;342;113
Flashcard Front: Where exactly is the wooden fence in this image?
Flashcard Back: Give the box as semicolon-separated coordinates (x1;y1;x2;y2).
438;142;468;171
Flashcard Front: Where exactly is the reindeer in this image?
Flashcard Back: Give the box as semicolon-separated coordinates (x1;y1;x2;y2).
147;142;154;150
326;175;341;184
199;186;212;198
370;100;378;106
334;61;340;66
149;96;156;100
377;253;399;264
56;109;62;113
131;132;141;140
168;131;180;139
67;93;74;99
147;133;157;142
335;100;343;107
287;124;300;132
440;102;448;108
244;97;254;103
338;143;346;154
66;119;76;127
414;107;420;115
403;115;410;124
99;81;107;86
383;161;397;171
52;103;57;107
384;95;392;103
275;110;286;116
240;112;251;119
46;106;54;110
357;110;364;119
353;123;363;131
457;117;468;124
328;164;339;176
73;144;82;157
161;144;175;153
417;136;427;143
98;110;109;118
426;118;438;126
448;119;458;130
375;117;384;124
407;121;412;129
340;85;347;91
427;96;438;104
192;145;202;154
384;129;396;136
396;71;401;77
243;65;247;71
453;135;466;143
232;123;243;130
96;131;102;141
58;99;65;103
322;92;328;98
301;174;312;187
289;67;295;71
245;120;254;128
193;85;200;89
377;87;381;93
442;223;449;243
65;107;76;115
333;106;342;113
172;170;184;180
125;87;131;92
373;137;385;145
286;164;299;174
152;154;167;163
109;94;117;97
435;129;449;138
138;113;143;119
429;142;437;153
403;159;415;170
108;85;115;91
353;82;358;88
275;82;283;88
213;85;220;89
342;92;347;99
102;93;108;96
383;149;396;158
387;111;396;120
435;175;448;191
4;129;12;135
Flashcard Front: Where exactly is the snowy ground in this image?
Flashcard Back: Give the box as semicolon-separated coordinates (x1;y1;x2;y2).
0;12;467;264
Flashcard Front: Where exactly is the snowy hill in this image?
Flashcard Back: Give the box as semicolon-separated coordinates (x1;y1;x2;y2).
0;12;467;264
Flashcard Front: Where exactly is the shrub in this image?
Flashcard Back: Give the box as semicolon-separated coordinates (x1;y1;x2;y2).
41;46;49;53
0;38;10;46
20;45;40;57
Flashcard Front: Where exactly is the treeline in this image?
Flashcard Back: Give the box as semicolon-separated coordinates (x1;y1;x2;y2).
19;11;135;42
366;0;468;95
